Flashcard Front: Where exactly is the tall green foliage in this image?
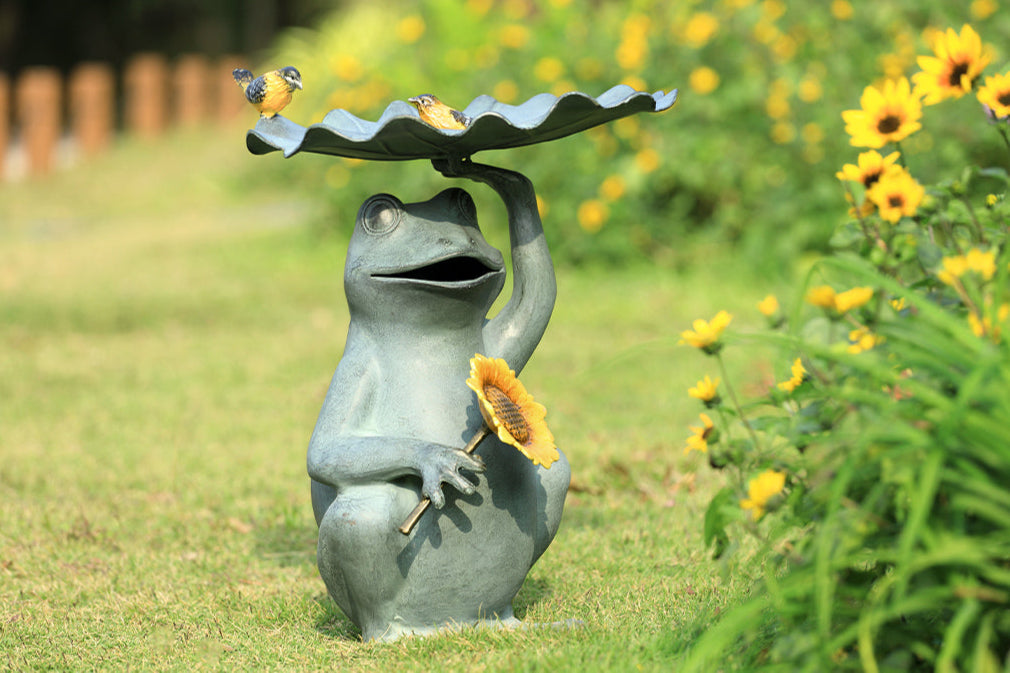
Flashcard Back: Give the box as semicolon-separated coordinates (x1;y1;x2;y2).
672;20;1010;671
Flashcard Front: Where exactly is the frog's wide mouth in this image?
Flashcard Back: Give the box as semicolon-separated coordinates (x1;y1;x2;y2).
371;254;503;287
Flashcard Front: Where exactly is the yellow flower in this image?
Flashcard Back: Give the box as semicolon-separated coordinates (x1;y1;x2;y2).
848;327;883;353
977;71;1010;119
683;12;719;48
680;310;733;354
913;24;992;104
969;302;1010;342
777;358;806;393
599;174;627;201
971;0;998;20
757;294;780;317
466;354;558;468
836;150;901;188
831;0;853;20
689;66;720;95
937;254;970;285
939;249;996;285
740;470;786;520
683;413;716;455
499;24;530;49
842;78;923;148
835;286;874;313
577;199;609;233
867;166;924;223
492;79;519;104
798;76;823;103
635;148;661;173
806;286;873;314
806;285;838;309
396;15;426;44
688;375;721;404
533;57;565;83
965;248;996;280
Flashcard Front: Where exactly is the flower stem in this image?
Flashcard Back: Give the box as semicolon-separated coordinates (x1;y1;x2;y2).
997;125;1010;163
715;352;762;452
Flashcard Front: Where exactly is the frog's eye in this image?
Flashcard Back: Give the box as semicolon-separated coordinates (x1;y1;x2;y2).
455;189;477;226
359;194;402;235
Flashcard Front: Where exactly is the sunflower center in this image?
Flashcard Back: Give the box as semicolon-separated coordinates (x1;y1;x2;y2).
888;195;904;208
876;114;901;135
948;62;970;88
862;170;882;188
999;92;1010;106
484;384;531;444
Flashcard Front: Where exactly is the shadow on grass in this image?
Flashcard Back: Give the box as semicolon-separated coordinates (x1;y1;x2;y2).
312;593;362;642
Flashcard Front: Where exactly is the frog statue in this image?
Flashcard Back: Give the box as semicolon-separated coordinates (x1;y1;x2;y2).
306;159;571;642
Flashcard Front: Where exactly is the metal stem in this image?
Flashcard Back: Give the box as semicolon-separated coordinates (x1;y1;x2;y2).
398;425;492;535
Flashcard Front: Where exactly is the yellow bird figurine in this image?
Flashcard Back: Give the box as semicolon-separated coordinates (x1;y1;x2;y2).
232;66;303;118
408;94;470;130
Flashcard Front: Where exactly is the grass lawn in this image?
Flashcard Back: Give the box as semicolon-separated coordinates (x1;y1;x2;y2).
1;126;788;670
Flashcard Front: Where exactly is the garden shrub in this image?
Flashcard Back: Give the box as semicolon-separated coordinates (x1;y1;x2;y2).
674;22;1010;671
262;0;1009;270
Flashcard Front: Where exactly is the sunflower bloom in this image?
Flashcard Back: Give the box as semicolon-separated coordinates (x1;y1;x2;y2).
836;150;901;188
683;413;716;455
913;24;992;104
466;354;558;468
777;358;806;393
867;166;924;222
978;71;1010;119
842;77;923;148
688;375;721;405
680;310;733;354
740;470;786;520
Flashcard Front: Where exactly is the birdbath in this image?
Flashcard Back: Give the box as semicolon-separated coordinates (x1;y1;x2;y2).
245;84;677;642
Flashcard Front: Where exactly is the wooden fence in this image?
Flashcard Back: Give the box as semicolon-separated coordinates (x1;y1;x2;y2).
1;53;250;180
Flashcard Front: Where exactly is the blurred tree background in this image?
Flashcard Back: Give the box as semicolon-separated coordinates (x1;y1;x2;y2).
254;0;1009;272
0;0;331;74
6;0;1008;273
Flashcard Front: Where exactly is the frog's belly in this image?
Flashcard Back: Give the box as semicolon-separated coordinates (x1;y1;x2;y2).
316;435;541;633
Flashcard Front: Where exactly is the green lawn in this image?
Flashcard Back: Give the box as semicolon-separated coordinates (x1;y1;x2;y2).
1;127;786;670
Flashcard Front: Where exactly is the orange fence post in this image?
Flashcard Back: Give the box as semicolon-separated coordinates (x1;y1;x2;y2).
0;72;8;179
173;54;210;126
16;67;62;176
124;53;168;138
69;62;115;157
216;55;248;123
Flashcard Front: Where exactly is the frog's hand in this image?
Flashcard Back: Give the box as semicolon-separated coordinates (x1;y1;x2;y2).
436;159;556;373
308;434;485;506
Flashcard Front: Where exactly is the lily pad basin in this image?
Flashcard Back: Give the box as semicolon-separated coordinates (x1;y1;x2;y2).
245;84;677;161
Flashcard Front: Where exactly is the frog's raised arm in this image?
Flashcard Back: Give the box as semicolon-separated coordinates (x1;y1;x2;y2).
434;159;556;373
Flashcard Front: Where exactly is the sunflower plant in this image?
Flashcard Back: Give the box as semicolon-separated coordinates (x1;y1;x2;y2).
675;23;1010;671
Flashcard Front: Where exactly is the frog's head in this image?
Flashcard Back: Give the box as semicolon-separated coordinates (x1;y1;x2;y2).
344;188;506;326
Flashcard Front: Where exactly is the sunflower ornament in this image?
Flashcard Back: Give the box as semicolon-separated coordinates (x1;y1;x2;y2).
398;354;559;534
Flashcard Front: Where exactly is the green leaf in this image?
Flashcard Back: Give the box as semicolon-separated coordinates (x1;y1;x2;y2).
704;486;740;559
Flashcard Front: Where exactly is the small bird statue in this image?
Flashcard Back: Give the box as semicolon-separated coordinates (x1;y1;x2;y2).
232;66;303;118
408;94;470;130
